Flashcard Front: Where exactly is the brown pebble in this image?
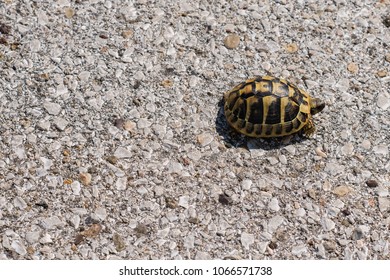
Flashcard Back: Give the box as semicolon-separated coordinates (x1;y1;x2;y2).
333;185;351;197
188;217;200;224
268;241;278;249
365;179;378;188
134;223;148;237
285;43;298;53
79;172;92;185
64;7;75;19
224;34;240;49
123;120;136;132
376;70;387;77
64;178;73;185
160;79;173;87
347;62;359;74
74;234;84;245
113;233;126;251
165;197;178;209
218;193;233;205
308;189;316;199
386;54;390;63
0;22;11;35
0;37;7;45
81;223;102;238
106;155;118;165
122;29;133;39
114;118;125;129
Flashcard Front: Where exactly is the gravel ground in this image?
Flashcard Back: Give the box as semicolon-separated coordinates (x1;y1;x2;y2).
0;0;389;260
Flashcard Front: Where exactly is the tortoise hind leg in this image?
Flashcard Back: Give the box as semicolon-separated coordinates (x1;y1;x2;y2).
302;117;315;137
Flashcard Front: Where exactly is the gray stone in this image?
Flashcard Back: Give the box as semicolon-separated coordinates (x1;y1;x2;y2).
41;216;65;229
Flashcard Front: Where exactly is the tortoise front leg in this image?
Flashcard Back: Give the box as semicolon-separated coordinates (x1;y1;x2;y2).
303;117;316;137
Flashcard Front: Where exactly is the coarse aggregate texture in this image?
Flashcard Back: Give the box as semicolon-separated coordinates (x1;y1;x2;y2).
0;0;389;260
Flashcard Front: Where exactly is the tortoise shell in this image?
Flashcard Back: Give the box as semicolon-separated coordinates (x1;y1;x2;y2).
224;76;325;138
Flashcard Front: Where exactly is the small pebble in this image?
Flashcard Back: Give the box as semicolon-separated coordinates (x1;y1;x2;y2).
333;186;351;197
79;172;92;186
361;139;371;150
373;145;388;156
268;215;284;233
113;233;126;251
218;193;233;205
377;92;390;110
11;240;27;256
183;234;195;249
378;197;389;212
178;196;189;209
13;196;27;210
165;197;178;209
114;147;132;158
42;216;64;229
347;62;359;74
385;53;390;63
365;179;378;188
137;118;151;129
268;197;280;212
341;143;354;156
315;147;327;158
285;43;298;53
64;7;75;18
124;120;136;131
376;70;387;77
197;133;214;147
292;244;307;256
321;217;335;231
241;179;252;190
240;232;254;249
43;101;62;115
224;34;240;49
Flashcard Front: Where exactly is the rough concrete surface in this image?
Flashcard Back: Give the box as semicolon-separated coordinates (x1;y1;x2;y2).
0;0;389;260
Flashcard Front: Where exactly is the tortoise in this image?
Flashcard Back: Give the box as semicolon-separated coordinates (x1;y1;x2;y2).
223;76;325;138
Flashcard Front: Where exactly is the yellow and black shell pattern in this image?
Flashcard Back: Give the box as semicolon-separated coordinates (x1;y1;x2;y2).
224;76;324;138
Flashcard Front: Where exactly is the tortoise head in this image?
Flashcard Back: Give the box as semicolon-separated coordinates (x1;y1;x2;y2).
310;98;325;115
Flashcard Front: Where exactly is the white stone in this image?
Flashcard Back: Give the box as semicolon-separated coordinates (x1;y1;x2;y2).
377;92;390;110
292;244;307;256
178;196;189;209
268;197;280;212
11;240;27;256
43;101;62;115
53;117;68;131
184;234;195;249
94;207;107;220
114;147;132;158
168;161;183;174
321;217;335;231
241;232;255;249
115;177;127;190
70;181;81;195
40;233;53;244
13;197;27;210
41;216;64;229
373;145;388;156
268;215;284;233
25;231;40;244
378;197;389;212
137;118;152;129
241;179;252;190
